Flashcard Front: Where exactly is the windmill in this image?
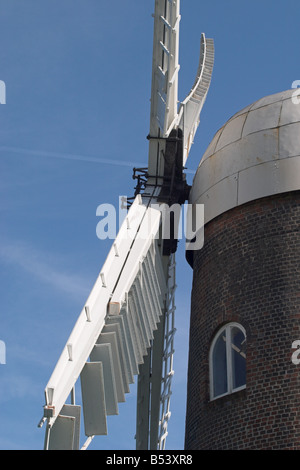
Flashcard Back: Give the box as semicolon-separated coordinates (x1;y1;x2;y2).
39;0;214;450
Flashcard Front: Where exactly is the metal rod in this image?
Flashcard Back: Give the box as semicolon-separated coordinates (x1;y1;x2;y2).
81;435;94;451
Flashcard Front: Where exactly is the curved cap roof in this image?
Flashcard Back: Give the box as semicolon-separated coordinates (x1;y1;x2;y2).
189;89;300;225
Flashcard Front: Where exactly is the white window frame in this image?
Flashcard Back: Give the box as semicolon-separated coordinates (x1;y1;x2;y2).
209;322;246;401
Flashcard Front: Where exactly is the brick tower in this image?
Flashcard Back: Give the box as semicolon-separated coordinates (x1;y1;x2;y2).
185;89;300;449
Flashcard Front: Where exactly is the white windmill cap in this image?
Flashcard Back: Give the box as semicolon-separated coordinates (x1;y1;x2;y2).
189;88;300;226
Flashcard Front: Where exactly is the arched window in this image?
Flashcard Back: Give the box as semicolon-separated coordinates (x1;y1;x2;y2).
209;323;246;400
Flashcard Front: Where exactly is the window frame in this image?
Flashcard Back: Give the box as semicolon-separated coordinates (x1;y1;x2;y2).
209;322;246;401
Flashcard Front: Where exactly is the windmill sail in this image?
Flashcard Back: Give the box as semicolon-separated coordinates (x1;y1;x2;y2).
41;196;167;449
178;33;215;165
40;0;214;450
149;0;180;139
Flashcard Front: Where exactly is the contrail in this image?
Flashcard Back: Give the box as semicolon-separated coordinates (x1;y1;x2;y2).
0;145;196;174
0;146;146;168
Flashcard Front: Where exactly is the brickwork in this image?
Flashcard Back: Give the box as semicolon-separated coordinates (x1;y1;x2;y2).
185;191;300;450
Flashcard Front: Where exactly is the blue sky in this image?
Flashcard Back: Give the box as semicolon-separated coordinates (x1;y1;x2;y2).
0;0;299;450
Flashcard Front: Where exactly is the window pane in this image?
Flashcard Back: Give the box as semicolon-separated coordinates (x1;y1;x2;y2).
212;332;227;397
231;327;246;390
